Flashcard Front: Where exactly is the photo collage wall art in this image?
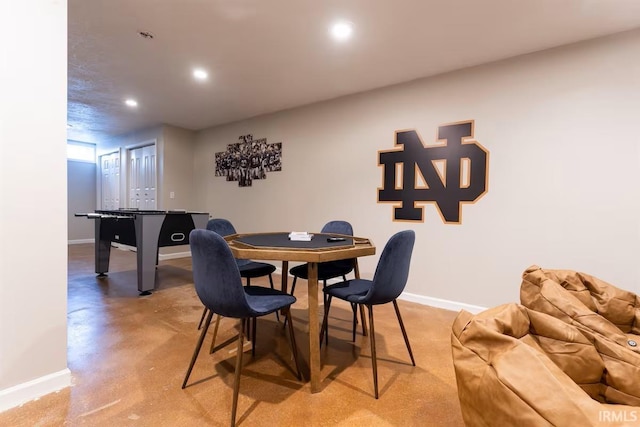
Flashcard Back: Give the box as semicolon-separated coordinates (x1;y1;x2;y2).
214;134;282;187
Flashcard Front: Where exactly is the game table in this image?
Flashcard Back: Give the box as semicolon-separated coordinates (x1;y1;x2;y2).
225;231;376;393
77;209;209;294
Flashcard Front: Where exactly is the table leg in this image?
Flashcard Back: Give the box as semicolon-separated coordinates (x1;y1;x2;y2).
135;215;165;294
95;219;111;275
353;258;361;279
307;262;321;393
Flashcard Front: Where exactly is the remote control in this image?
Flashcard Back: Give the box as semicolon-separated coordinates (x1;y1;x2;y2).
327;237;346;242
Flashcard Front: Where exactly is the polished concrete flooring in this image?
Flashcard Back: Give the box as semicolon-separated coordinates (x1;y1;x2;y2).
1;244;464;426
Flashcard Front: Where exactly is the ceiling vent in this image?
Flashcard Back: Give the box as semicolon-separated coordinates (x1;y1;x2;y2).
138;31;154;39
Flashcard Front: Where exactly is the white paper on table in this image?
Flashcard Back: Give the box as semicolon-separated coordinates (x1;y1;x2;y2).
288;231;313;241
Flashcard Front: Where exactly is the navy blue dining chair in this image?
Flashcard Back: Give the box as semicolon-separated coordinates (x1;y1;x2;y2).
320;230;416;399
286;220;363;339
197;218;279;329
182;229;301;427
288;220;355;297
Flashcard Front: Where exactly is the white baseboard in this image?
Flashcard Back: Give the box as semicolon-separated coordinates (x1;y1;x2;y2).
83;243;192;261
66;240;191;262
68;239;94;245
400;292;487;314
274;268;487;314
0;368;71;413
158;251;192;261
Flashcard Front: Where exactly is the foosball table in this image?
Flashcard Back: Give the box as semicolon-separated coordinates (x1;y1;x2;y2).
76;209;209;294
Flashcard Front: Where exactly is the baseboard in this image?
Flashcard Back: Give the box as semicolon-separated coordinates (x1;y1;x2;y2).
158;251;192;261
89;244;192;261
66;240;191;262
68;239;94;245
399;292;487;314
0;368;71;413
274;268;487;314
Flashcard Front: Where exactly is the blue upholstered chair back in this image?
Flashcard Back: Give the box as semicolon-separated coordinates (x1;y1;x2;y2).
206;218;237;237
363;230;415;305
189;229;254;318
206;218;252;267
321;220;354;270
321;220;353;236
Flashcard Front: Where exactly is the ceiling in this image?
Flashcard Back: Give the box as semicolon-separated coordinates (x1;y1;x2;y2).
68;0;640;144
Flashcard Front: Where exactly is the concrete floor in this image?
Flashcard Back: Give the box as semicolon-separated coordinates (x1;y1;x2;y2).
0;243;464;426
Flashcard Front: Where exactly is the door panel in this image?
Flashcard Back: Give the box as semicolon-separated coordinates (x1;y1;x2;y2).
142;145;156;209
128;145;156;210
100;152;120;209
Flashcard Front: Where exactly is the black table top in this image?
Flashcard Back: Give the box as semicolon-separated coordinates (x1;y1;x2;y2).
235;232;353;249
94;209;207;215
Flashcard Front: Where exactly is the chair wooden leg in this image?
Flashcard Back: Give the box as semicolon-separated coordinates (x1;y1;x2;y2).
320;295;332;347
282;276;298;329
182;309;214;388
393;300;415;366
197;307;208;330
350;303;358;342
322;279;328;307
209;313;222;354
359;304;368;337
231;318;245;427
268;274;280;322
367;305;379;399
244;316;252;343
251;316;257;357
284;308;302;380
344;276;362;331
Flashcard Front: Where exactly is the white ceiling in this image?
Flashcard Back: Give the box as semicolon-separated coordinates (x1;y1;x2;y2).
68;0;640;143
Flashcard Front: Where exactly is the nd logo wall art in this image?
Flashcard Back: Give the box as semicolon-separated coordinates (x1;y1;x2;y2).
378;120;489;224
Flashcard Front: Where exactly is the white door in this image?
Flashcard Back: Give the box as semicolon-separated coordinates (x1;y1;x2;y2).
100;152;120;209
142;145;156;209
129;145;156;209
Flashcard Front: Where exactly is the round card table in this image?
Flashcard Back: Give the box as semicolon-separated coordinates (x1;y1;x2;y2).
225;232;376;393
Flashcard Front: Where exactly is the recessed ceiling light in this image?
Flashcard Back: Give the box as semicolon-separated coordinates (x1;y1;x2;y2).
330;21;354;42
193;68;208;81
125;99;138;107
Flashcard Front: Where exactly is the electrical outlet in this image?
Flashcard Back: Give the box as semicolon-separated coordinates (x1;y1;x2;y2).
169;191;175;199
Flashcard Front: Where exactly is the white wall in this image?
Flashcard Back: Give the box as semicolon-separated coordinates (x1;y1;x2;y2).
0;0;69;411
194;29;640;309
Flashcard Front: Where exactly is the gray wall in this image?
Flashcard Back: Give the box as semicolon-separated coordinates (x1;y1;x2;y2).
161;125;196;211
67;160;97;242
193;29;640;310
